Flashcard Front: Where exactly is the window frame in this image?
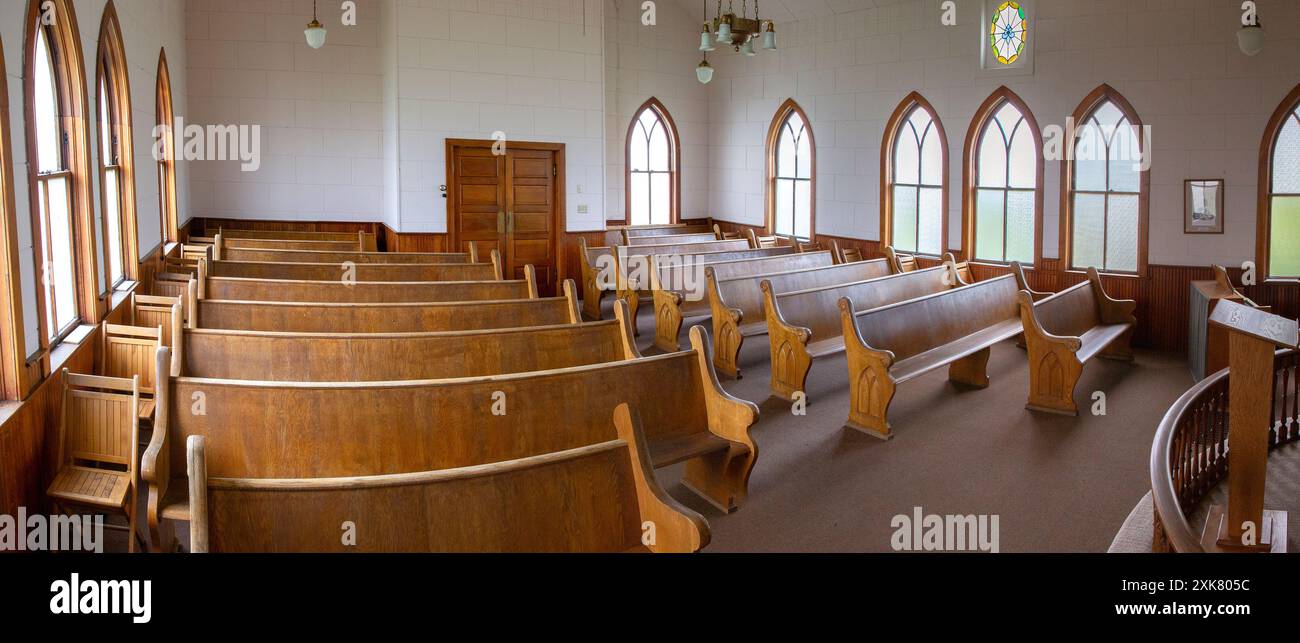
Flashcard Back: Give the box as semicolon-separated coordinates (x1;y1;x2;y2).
156;48;179;247
0;34;28;400
95;0;138;291
1255;83;1300;283
765;98;816;242
880;92;949;257
622;97;680;227
1060;84;1149;278
23;0;99;366
961;86;1043;268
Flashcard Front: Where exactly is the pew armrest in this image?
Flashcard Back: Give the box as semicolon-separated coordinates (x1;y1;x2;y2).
1086;267;1137;325
1016;291;1083;353
689;326;759;446
187;436;209;553
759;280;811;345
1009;261;1051;301
838;298;897;370
613;404;709;553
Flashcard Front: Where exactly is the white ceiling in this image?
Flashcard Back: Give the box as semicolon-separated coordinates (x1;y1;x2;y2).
673;0;909;24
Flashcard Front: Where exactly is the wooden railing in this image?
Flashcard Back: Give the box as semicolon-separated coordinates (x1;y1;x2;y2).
1151;349;1300;551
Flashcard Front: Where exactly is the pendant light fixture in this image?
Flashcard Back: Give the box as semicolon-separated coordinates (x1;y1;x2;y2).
304;0;327;50
697;0;776;64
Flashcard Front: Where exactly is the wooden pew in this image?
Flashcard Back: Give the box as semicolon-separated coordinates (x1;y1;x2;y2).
215;234;363;253
219;247;477;264
838;274;1028;439
622;231;719;246
610;239;758;323
706;257;893;378
194;280;581;332
606;221;714;245
196;263;537;303
651;250;836;352
174;302;639;381
1018;267;1136;415
186;403;709;552
577;237;786;321
143;326;756;550
762;262;963;400
205;257;501;282
216;227;379;251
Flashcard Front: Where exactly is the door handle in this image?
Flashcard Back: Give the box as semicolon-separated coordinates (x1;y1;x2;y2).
497;211;505;235
507;211;514;234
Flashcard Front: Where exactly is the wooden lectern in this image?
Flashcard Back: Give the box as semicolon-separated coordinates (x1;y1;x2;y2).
1203;299;1296;552
1188;266;1266;381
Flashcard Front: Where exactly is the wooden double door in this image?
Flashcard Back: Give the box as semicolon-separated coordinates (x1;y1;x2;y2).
448;140;562;296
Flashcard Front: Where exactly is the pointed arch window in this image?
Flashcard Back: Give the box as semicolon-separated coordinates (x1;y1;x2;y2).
25;0;95;348
625;98;679;226
766;99;815;240
883;93;947;256
1062;85;1148;275
96;1;137;289
963;88;1042;265
1258;84;1300;280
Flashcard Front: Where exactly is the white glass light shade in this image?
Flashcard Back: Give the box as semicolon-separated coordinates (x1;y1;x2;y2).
696;59;714;84
716;21;732;44
1238;24;1265;56
762;26;777;50
699;29;715;52
305;21;327;49
740;38;756;56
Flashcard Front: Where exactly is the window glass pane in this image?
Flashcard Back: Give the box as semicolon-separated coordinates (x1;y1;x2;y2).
907;108;931;135
775;179;794;237
1091;101;1124;131
977;127;1007;188
638;107;658;131
1108;123;1141;193
647;121;669;172
1007;124;1037;189
629;172;649;226
105;168;123;285
794;180;811;239
777;124;797;179
1074;130;1107;192
1005;190;1035;264
975;188;1005;261
893;130;919;184
919;125;943;186
649;172;670;225
628;122;649;172
892;185;917;253
1269;195;1300;277
795;123;811;179
1274;116;1300;193
1072;193;1105;270
46;176;77;334
918;187;943;255
1105;194;1139;272
994;103;1022;138
34;27;61;173
99;76;112;161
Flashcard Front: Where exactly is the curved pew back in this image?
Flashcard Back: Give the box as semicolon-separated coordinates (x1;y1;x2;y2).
216;227;377;248
176;306;639;381
624;232;719;246
1029;280;1103;337
221;237;362;252
206;260;499;282
847;275;1020;363
198;266;536;303
220;248;474;264
194;281;581;332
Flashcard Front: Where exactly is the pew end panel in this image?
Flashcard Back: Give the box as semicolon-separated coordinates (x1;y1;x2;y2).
942;253;973;285
142;346;177;552
683;326;760;513
884;246;917;273
525;264;539;298
612;299;643;359
761;280;814;403
650;256;687;352
187;436;209;553
578;237;608;321
1010;262;1051;301
837;297;899;440
562;278;582;324
612;404;710;553
490;249;503;280
706;267;746;379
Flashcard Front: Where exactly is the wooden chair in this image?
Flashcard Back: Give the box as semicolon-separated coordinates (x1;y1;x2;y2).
101;322;163;422
47;372;143;552
746;228;786;249
702;256;890;377
131;293;185;346
797;239;823;253
838;274;1025;439
650;250;836;352
1017;267;1136;415
831;240;864;264
194;280;583;332
186;403;709;553
761;262;960;400
713;223;741;240
884;246;917;273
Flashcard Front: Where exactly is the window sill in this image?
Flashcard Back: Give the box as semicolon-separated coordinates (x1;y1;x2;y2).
1064;269;1142;279
969;260;1035;270
1262;278;1300;286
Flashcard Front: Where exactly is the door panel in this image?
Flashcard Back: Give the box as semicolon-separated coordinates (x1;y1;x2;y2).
450;143;559;295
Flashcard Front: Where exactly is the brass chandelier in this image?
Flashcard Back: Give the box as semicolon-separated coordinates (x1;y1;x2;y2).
696;0;777;84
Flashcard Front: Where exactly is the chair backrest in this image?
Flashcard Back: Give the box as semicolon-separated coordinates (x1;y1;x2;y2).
102;322;163;395
59;372;139;472
132;293;183;346
847;274;1020;360
884;246;917;273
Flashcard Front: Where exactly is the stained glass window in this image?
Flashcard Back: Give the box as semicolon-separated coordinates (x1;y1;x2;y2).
627;101;676;226
773;106;812;240
1268;106;1300;277
990;2;1028;65
890;103;945;256
1070;98;1143;273
974;100;1037;264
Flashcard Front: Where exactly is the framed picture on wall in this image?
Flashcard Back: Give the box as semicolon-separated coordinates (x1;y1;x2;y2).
1184;179;1224;234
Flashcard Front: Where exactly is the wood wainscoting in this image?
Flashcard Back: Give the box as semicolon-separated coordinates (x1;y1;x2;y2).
710;221;1300;354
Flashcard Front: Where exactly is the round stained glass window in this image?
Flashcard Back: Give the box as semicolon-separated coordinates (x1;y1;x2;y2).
990;2;1028;65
